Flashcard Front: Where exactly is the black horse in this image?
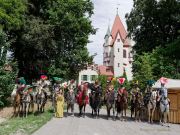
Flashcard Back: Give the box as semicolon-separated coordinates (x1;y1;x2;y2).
88;83;102;118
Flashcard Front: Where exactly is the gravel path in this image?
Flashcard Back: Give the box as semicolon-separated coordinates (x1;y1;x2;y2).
33;104;180;135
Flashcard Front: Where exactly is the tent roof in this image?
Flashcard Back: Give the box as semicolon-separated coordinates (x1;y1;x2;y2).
152;78;180;89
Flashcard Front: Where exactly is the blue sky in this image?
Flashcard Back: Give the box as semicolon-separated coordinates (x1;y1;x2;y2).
87;0;133;64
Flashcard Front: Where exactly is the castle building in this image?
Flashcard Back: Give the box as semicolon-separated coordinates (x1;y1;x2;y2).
102;13;133;80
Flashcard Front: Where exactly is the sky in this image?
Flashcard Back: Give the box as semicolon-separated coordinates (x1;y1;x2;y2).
87;0;133;65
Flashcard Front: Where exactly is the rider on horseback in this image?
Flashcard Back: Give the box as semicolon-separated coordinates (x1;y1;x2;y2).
144;80;155;107
37;75;48;98
157;77;169;102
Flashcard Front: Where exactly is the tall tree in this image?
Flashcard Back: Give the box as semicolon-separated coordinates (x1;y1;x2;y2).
126;0;180;54
0;29;17;107
126;0;180;87
11;0;95;82
0;0;26;31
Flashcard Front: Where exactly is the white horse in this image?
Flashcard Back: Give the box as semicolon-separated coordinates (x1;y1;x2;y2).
147;90;157;123
159;97;170;126
158;87;170;127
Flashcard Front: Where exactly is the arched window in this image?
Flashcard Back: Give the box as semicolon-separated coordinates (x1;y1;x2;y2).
123;50;127;58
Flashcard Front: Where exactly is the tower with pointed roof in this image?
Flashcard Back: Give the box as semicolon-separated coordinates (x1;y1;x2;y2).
102;13;133;80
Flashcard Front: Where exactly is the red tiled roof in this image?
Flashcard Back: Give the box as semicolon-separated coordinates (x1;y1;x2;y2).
110;14;130;46
98;65;114;76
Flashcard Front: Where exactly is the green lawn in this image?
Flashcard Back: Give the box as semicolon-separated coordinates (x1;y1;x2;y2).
0;103;68;135
0;109;53;135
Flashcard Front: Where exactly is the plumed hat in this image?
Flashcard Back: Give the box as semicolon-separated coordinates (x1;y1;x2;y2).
41;75;48;80
118;77;126;84
147;80;155;86
159;77;168;84
19;77;26;84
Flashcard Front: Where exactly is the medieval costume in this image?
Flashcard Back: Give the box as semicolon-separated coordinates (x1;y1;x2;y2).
55;90;64;118
144;80;155;107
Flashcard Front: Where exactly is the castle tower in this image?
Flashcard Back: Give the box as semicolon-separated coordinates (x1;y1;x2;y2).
102;13;133;80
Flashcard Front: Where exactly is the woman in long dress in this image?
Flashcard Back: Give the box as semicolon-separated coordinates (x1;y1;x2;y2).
55;90;64;118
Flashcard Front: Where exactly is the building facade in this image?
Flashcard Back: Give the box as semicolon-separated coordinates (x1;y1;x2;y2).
103;13;133;80
78;64;98;85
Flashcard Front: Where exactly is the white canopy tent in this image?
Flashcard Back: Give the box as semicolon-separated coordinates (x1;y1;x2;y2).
152;78;180;89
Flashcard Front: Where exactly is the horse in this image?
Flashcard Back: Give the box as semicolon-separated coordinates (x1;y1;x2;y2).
12;91;22;117
89;83;102;118
104;90;115;120
21;92;31;117
116;90;128;120
147;90;157;123
76;84;88;117
66;89;76;116
130;94;136;118
134;92;144;122
159;97;170;126
36;86;47;113
52;83;61;112
157;86;170;127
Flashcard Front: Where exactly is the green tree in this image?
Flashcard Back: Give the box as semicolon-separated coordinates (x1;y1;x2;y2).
133;53;154;90
126;0;180;87
126;0;180;54
11;0;95;81
0;29;17;107
0;0;26;31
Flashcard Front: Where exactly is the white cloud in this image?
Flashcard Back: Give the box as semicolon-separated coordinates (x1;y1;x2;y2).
87;0;133;64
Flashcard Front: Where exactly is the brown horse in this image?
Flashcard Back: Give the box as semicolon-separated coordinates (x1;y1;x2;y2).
77;84;88;117
134;92;144;122
104;90;115;120
116;90;128;120
13;91;22;117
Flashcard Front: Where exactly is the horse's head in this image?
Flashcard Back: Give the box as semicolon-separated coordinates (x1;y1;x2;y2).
151;90;157;100
37;86;43;95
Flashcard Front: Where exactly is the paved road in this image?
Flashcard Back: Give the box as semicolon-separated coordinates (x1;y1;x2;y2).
33;104;180;135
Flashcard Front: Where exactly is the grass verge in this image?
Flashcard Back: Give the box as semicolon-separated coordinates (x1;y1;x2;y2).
0;109;53;135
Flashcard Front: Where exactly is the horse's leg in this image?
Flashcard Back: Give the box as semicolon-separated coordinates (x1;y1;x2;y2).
167;112;170;127
26;103;29;118
124;107;127;121
37;103;39;113
107;106;110;120
113;104;115;120
148;107;151;123
79;105;82;116
107;109;110;119
13;104;16;117
98;107;100;117
22;103;24;117
83;104;86;117
121;105;124;120
71;103;74;116
135;109;137;121
151;108;155;123
67;103;69;114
